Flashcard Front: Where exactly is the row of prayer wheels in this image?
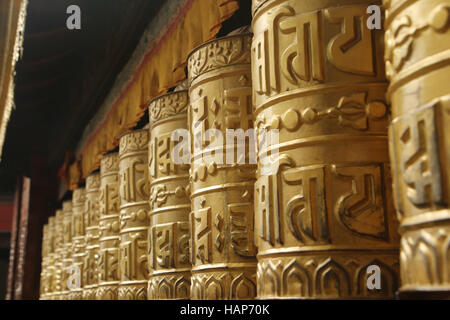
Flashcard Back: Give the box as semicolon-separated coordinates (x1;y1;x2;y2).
39;0;450;299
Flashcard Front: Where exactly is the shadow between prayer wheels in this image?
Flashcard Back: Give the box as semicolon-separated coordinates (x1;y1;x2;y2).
187;33;257;300
251;0;399;298
118;129;150;300
69;188;86;300
97;153;121;300
147;90;191;300
384;0;450;297
83;173;101;300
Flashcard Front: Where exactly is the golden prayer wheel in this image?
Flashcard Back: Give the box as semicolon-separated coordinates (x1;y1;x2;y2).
69;188;86;300
97;153;121;300
384;0;450;296
147;91;191;300
187;33;258;300
83;173;101;300
53;209;64;299
118;130;150;300
46;217;56;299
61;200;73;299
39;223;49;299
251;0;400;298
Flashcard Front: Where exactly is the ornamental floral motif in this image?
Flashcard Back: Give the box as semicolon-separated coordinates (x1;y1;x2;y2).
149;185;169;210
260;92;387;132
100;153;120;174
86;173;100;191
149;91;189;123
385;4;450;79
119;129;149;156
187;34;252;82
73;188;86;204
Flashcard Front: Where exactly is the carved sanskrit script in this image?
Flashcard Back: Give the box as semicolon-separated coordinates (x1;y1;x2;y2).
252;4;376;97
398;108;442;207
122;159;149;202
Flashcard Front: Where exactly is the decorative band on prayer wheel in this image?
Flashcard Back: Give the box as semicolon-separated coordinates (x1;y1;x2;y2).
97;153;121;300
69;188;86;300
83;173;101;300
187;34;257;300
384;0;450;295
252;0;399;298
39;223;49;299
61;200;73;299
147;91;191;300
53;209;64;300
118;130;150;300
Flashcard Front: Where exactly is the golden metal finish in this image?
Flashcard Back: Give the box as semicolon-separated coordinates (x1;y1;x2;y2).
35;0;450;300
187;34;257;300
97;153;121;299
61;200;73;300
147;91;191;300
251;0;399;298
53;209;64;300
83;173;101;300
384;0;450;295
39;223;49;300
69;188;86;300
46;217;56;299
118;130;150;300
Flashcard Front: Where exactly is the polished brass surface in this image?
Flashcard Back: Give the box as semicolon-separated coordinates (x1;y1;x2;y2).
46;217;56;300
384;0;450;295
118;130;150;300
61;200;73;300
187;34;257;300
83;173;101;300
53;209;64;300
97;153;121;299
147;91;191;300
34;0;450;301
39;223;49;300
251;0;400;298
69;188;86;300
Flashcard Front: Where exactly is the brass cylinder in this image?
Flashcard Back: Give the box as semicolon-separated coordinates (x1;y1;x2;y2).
118;130;150;300
147;91;191;300
97;153;121;299
251;0;400;298
39;223;49;300
384;0;450;296
83;173;101;300
187;34;257;300
69;188;86;300
53;209;64;299
46;217;56;299
61;200;73;299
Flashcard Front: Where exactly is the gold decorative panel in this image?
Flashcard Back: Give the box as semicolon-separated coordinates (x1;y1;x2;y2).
147;91;191;300
97;153;121;300
61;200;73;300
188;33;258;300
52;209;64;300
118;130;150;300
39;223;49;300
384;0;450;295
69;188;86;300
83;173;101;300
251;0;400;298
